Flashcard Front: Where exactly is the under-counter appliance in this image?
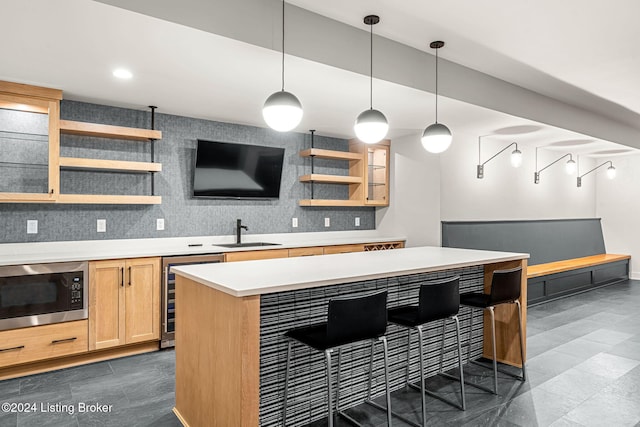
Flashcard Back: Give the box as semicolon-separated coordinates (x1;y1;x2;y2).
161;254;224;348
0;261;87;331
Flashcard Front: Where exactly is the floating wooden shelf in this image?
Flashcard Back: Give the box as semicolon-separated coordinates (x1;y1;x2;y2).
56;194;162;205
60;120;162;141
59;157;162;173
299;199;363;207
0;192;55;203
299;174;362;184
299;148;361;161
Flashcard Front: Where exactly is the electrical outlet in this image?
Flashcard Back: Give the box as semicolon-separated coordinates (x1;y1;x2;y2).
292;218;298;228
157;218;165;231
355;217;360;227
324;217;330;228
97;219;106;233
27;220;38;234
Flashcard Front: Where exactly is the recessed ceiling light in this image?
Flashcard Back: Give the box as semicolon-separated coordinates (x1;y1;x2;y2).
113;68;133;79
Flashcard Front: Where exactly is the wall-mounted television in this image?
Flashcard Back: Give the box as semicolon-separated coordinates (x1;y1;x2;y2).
192;139;285;200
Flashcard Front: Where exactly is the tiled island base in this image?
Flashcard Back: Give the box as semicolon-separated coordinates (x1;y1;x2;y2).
258;266;485;426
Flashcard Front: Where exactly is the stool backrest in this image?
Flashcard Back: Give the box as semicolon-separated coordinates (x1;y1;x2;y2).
418;276;460;322
327;291;388;346
489;266;523;305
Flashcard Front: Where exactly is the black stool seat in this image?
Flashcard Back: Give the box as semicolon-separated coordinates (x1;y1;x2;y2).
285;323;387;351
388;305;448;327
458;293;492;308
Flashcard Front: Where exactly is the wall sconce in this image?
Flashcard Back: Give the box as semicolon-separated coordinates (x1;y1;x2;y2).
476;136;522;179
534;148;576;184
577;160;616;187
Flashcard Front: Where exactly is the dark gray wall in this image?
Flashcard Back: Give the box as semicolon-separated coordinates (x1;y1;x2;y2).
441;218;606;265
0;101;374;243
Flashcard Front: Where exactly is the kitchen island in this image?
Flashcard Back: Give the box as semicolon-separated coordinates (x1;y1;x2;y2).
171;246;528;427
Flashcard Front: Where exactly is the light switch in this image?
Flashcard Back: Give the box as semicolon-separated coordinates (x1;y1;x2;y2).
292;218;298;228
27;220;38;234
324;218;330;228
355;217;360;227
97;219;106;233
157;218;165;231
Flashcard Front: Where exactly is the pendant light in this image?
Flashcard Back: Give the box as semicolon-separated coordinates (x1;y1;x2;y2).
421;41;452;153
262;0;303;132
354;15;388;144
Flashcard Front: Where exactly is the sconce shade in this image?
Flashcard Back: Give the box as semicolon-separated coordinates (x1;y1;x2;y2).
565;158;577;174
510;149;523;168
607;165;617;179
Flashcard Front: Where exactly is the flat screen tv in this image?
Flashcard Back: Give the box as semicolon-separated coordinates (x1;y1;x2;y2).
193;139;285;199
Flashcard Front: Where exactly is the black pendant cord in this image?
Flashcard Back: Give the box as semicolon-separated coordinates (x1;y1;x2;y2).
149;105;157;196
281;0;285;91
309;129;315;199
435;47;439;123
369;22;373;110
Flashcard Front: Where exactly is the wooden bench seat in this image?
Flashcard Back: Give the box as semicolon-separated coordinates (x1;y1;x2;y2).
527;254;631;279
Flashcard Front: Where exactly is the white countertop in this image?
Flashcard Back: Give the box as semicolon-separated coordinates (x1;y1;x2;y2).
0;230;405;266
172;246;529;297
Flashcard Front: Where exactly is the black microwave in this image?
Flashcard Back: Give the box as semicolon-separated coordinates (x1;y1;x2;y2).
0;261;87;330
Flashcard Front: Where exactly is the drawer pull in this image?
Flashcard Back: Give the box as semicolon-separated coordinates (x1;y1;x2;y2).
51;337;77;345
0;345;25;353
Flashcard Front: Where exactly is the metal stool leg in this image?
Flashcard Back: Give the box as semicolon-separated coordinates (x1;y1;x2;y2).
381;336;392;426
454;315;466;410
417;326;427;427
406;329;412;385
336;348;342;411
438;318;447;373
282;340;292;425
325;349;333;427
516;300;526;381
488;306;498;394
367;341;375;400
467;307;474;364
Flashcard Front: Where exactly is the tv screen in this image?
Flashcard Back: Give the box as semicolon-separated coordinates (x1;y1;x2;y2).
193;140;285;199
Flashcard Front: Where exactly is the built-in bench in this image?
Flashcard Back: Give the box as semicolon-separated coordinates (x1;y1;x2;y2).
441;219;630;305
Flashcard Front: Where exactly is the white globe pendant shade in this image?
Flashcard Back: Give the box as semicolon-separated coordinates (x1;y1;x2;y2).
262;90;303;132
421;123;452;153
607;165;617;179
510;149;523;168
354;109;389;144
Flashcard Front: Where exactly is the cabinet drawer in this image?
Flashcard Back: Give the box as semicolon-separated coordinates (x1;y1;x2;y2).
288;247;324;257
0;320;88;367
224;249;289;262
323;244;365;255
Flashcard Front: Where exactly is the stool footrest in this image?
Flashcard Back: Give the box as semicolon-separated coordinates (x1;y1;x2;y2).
441;370;496;395
366;400;421;427
407;376;465;411
470;359;525;381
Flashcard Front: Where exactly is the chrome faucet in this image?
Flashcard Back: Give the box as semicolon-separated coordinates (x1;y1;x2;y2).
236;219;248;244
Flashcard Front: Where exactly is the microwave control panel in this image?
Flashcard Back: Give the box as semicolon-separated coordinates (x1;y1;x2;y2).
69;275;84;310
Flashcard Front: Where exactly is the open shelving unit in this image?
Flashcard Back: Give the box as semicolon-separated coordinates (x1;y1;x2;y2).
298;133;389;207
0;80;164;204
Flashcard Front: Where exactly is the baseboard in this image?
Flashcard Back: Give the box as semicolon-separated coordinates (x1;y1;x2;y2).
630;271;640;280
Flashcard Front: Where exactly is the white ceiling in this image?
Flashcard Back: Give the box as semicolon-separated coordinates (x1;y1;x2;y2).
1;0;638;157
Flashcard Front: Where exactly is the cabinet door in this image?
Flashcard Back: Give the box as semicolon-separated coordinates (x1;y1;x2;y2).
89;260;126;350
364;144;389;206
124;257;160;344
323;244;365;255
224;249;289;262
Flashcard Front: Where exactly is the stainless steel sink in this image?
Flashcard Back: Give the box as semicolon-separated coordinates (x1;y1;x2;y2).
216;242;281;248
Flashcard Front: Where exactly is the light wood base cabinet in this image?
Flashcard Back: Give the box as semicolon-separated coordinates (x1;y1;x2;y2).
0;320;88;368
89;257;160;350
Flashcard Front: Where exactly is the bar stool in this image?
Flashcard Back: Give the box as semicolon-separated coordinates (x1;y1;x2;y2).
282;291;393;427
387;276;466;427
459;266;526;395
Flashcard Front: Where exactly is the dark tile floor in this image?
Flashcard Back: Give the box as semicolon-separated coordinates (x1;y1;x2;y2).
1;280;639;426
